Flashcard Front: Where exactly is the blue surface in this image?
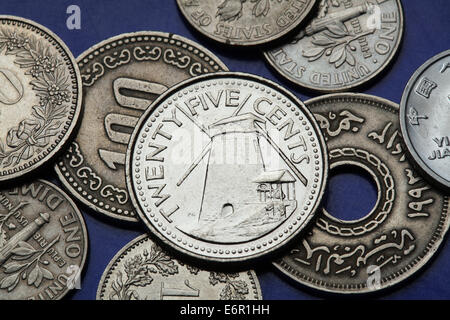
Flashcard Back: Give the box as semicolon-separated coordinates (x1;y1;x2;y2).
1;0;449;300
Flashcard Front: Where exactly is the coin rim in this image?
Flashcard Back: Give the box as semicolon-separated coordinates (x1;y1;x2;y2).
399;49;450;190
262;0;405;93
273;92;450;294
96;234;263;300
126;71;329;263
54;31;228;223
176;0;318;46
0;15;83;182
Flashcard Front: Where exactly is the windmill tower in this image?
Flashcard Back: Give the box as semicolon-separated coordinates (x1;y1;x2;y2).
198;113;268;222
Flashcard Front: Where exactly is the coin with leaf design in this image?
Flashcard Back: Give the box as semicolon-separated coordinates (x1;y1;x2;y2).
264;0;404;92
97;235;262;300
177;0;317;46
0;16;82;182
0;179;88;300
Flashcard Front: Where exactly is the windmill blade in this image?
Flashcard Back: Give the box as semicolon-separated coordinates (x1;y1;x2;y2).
255;123;308;186
177;141;212;186
175;104;210;137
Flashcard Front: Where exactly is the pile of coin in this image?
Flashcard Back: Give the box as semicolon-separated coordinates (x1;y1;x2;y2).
0;0;448;300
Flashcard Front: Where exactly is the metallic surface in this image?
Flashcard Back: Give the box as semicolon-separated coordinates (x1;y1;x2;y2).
400;50;450;190
96;234;262;300
177;0;317;46
0;179;88;300
54;32;228;222
0;16;82;182
126;72;328;263
264;0;404;92
275;93;450;293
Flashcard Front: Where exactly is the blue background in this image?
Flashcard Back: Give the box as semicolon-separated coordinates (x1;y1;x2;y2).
1;0;449;300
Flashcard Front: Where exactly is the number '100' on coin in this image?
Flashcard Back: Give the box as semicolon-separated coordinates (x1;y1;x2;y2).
126;72;328;263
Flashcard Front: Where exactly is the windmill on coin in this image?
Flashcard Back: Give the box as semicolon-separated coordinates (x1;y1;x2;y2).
176;98;308;238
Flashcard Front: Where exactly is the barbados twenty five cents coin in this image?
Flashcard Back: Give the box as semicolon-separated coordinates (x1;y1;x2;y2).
275;93;450;294
264;0;404;92
54;32;228;223
126;72;328;263
0;179;88;300
177;0;317;46
400;50;450;190
0;16;82;182
97;235;262;300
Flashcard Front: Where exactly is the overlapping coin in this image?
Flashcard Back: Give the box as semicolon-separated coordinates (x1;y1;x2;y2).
126;72;328;263
264;0;404;92
177;0;317;46
0;16;82;182
400;49;450;190
274;93;449;293
97;235;262;300
54;32;228;222
0;179;88;300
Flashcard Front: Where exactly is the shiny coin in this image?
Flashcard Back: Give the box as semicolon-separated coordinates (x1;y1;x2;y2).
275;93;450;293
264;0;404;92
97;234;262;300
54;32;228;223
0;16;82;182
400;50;450;190
126;72;328;263
177;0;317;46
0;179;88;300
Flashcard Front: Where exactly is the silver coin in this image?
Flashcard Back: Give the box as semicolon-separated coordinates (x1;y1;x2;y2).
264;0;404;92
0;16;82;182
274;93;450;294
54;32;228;223
177;0;318;46
0;179;88;300
97;234;262;300
126;72;328;263
400;50;450;190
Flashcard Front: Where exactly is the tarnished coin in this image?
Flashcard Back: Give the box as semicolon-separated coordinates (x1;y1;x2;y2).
54;32;227;223
126;72;328;263
275;93;450;294
400;50;450;190
97;235;262;300
264;0;404;92
0;16;82;182
177;0;317;46
0;179;88;300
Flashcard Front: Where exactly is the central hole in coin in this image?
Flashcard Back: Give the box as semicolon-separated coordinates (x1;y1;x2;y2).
323;165;378;222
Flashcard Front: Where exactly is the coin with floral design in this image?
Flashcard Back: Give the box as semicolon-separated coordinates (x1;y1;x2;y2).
0;179;88;300
177;0;317;46
0;16;82;182
264;0;404;92
97;235;262;300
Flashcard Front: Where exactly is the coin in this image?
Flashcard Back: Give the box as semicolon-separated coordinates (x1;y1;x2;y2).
126;72;328;263
97;234;262;300
0;16;82;182
400;50;450;190
54;32;228;223
0;179;88;300
264;0;404;92
177;0;317;46
274;93;450;294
